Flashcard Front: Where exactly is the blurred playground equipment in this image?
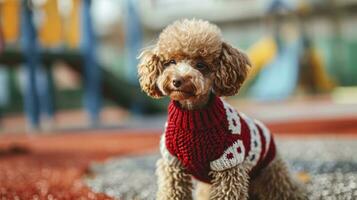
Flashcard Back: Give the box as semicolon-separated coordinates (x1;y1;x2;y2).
0;0;163;130
0;0;356;131
247;0;336;100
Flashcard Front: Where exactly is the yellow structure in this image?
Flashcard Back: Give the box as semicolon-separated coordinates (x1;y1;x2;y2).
65;0;81;48
0;0;20;43
246;37;278;80
0;0;81;48
38;0;63;47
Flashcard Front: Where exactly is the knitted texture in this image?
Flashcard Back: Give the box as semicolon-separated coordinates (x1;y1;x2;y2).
162;95;276;183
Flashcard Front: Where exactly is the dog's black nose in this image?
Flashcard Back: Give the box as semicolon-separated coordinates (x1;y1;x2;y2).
172;79;182;88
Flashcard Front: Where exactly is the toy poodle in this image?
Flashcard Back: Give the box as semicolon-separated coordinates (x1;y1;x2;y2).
137;19;307;200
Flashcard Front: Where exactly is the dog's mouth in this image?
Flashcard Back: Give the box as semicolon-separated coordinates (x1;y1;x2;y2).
169;89;195;100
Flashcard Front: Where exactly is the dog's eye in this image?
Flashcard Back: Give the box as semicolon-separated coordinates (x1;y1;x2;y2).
164;60;176;67
196;62;207;70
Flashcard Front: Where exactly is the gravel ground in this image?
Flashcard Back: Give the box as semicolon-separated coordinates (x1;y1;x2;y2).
85;137;357;200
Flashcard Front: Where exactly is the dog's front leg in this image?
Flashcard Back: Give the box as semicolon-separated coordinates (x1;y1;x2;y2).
156;158;193;200
209;164;250;200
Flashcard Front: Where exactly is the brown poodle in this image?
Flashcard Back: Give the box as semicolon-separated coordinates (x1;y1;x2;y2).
137;19;307;200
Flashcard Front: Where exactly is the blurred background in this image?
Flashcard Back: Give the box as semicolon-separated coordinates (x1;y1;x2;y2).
0;0;356;131
0;0;357;199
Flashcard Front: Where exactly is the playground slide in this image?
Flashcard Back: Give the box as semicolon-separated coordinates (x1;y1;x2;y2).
249;40;302;101
0;49;166;114
246;37;278;81
246;36;335;99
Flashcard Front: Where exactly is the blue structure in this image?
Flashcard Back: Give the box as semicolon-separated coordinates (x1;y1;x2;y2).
123;0;142;83
20;0;54;129
81;0;101;125
20;0;40;128
122;0;145;114
1;0;103;130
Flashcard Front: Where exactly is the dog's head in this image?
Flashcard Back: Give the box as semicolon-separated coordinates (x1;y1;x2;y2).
138;19;250;101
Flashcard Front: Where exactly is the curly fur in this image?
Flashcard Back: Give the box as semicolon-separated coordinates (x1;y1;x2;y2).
213;42;251;96
156;158;193;200
209;164;250;200
157;19;222;61
249;155;308;200
137;19;250;99
137;48;164;98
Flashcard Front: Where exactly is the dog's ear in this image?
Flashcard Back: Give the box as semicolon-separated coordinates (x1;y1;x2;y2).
213;42;251;96
137;47;164;98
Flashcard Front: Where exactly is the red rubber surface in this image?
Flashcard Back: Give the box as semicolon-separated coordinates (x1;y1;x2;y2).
0;131;160;199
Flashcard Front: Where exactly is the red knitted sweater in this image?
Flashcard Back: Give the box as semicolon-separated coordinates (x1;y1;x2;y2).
161;95;276;183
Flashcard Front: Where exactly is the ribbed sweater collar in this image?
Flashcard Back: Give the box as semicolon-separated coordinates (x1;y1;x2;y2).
167;95;227;130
